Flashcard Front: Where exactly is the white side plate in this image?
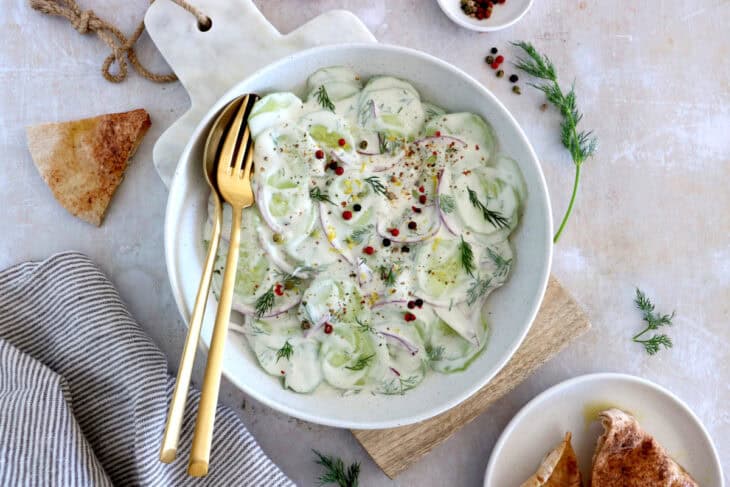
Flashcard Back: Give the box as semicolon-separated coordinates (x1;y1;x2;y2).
484;373;724;486
436;0;533;32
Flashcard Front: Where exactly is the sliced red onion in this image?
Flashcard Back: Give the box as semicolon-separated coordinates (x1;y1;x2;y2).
256;185;285;234
372;298;409;308
436;169;459;236
375;214;440;244
356;149;380;156
413;135;467;147
389;367;401;376
318;203;355;265
378;331;419;356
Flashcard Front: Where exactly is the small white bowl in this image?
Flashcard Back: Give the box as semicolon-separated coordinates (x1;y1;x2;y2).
437;0;533;32
484;373;724;486
165;43;552;429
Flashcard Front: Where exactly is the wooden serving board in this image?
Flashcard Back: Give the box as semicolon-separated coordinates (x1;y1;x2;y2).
353;276;590;478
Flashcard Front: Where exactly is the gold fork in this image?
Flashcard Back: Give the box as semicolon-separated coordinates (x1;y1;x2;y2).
188;93;260;477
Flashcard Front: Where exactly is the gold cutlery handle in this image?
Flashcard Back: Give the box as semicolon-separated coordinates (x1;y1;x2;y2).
159;199;223;463
188;204;242;477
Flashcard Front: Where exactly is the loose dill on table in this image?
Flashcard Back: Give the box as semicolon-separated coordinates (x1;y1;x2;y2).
632;288;675;355
313;450;360;487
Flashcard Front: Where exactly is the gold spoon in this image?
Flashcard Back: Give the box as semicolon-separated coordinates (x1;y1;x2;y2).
159;96;246;463
188;93;260;477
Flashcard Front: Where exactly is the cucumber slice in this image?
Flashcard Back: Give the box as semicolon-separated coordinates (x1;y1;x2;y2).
319;323;388;390
300;110;358;166
425;112;496;159
493;155;527;202
426;312;488;374
253;129;316;239
305;66;362;102
422;102;446;122
244;314;323;392
358;76;425;137
414;231;479;306
297;275;365;327
248;93;304;139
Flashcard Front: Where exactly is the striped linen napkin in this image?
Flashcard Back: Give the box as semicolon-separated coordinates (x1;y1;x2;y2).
0;252;295;486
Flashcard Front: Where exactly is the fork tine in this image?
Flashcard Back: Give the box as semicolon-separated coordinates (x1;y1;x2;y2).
231;95;259;174
217;97;247;176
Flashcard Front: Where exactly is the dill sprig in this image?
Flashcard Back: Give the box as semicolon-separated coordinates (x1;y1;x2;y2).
275;341;293;362
459;236;475;277
364;176;387;196
485;246;512;278
439;194;455;214
348;225;373;245
313;450;360;487
254;287;275;318
355;318;375;334
426;344;445;362
467;275;491;306
512;41;598;243
315;85;335;112
310;186;334;205
378;265;396;287
255;267;312;317
632;288;675;355
346;354;375;371
467;187;509;229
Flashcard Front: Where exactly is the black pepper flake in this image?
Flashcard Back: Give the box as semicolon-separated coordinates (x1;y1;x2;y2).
415;298;424;308
509;74;519;83
328;162;337;170
491;47;498;54
382;238;391;247
408;221;417;230
402;246;410;253
353;203;362;212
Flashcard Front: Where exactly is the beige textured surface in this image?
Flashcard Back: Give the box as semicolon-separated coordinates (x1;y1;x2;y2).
0;0;728;485
354;277;591;478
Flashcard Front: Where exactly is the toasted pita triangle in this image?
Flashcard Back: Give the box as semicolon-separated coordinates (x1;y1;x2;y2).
26;109;151;226
591;409;698;486
521;432;583;487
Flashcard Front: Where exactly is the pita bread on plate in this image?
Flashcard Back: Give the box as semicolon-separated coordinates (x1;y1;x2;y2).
591;408;698;487
521;432;583;487
26;109;151;226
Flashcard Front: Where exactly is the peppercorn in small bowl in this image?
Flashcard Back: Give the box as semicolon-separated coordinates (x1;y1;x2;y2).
437;0;533;32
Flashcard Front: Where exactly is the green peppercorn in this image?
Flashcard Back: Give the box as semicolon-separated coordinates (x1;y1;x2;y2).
359;140;368;150
496;69;504;78
485;55;494;65
273;233;283;243
512;85;522;95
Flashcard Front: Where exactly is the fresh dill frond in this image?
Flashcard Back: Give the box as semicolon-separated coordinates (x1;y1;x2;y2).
345;354;375;371
254;286;275;318
315;85;335;112
467;275;491;306
512;41;598;243
378;265;396;287
426;344;445;362
439;194;456;214
632;288;675;355
355;318;375;334
459;236;475;277
313;450;360;487
467;187;509;229
485;246;512;278
364;176;387;196
377;132;400;155
348;225;373;245
310;186;334;205
275;341;293;362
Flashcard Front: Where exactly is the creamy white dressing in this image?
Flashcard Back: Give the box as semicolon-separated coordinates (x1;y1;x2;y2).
206;67;527;395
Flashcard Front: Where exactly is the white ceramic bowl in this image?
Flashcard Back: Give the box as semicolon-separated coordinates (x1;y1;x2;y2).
165;43;552;429
484;373;724;486
436;0;533;32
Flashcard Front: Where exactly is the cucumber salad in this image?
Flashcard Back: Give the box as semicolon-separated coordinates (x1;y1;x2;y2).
205;67;527;395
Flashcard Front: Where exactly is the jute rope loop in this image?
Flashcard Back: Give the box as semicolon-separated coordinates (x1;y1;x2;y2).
28;0;210;83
